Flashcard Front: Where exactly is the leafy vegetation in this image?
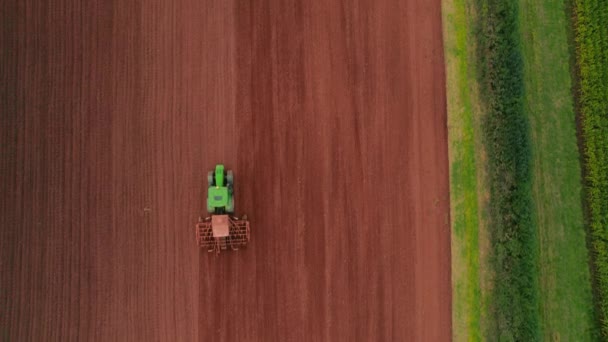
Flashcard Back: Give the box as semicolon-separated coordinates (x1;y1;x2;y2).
474;0;540;339
571;0;608;337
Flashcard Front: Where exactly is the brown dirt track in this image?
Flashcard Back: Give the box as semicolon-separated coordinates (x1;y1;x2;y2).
0;0;450;341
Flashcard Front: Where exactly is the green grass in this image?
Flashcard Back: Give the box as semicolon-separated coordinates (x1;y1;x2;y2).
518;0;597;340
442;0;485;340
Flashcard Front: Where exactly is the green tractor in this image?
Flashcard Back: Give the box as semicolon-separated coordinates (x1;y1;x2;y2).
206;164;234;214
196;164;250;254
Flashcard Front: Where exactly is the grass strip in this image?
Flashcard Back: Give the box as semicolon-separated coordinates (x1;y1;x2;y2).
519;0;597;339
442;0;483;339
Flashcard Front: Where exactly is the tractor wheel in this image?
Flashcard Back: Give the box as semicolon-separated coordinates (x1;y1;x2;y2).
226;198;234;213
207;171;214;187
226;170;234;186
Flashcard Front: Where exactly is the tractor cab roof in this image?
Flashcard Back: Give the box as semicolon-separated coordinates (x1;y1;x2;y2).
208;186;228;208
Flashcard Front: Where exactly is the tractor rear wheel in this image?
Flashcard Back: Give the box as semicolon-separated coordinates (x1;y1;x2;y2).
207;171;213;187
226;170;234;186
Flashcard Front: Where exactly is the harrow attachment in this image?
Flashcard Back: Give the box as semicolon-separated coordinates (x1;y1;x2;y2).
196;214;250;254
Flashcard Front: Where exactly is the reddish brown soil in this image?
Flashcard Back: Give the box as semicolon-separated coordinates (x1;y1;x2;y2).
0;0;451;340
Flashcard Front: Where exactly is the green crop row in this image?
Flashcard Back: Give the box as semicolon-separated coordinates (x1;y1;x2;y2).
474;0;541;340
572;0;608;337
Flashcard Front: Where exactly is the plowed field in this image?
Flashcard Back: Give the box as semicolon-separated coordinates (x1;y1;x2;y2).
0;0;450;340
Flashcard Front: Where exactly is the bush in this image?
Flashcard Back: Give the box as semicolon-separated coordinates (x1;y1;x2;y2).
475;0;541;340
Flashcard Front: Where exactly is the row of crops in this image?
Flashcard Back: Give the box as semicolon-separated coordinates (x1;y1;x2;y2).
475;1;540;340
572;0;608;337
